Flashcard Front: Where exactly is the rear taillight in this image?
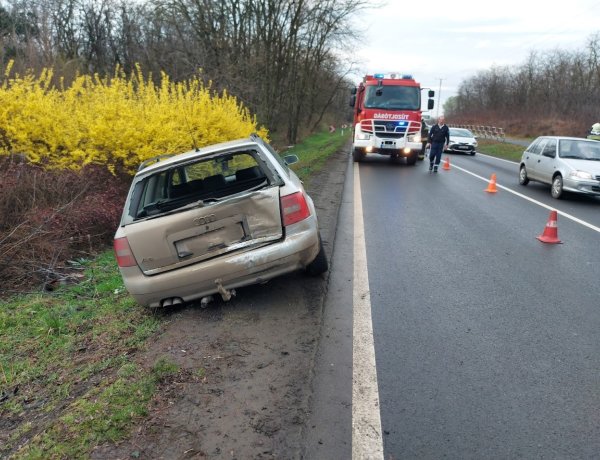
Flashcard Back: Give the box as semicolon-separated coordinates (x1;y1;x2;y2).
281;191;311;226
114;237;137;267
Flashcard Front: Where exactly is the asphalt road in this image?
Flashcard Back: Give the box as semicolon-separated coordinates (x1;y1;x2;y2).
309;152;600;459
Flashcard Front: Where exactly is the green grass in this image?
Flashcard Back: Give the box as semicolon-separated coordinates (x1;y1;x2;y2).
285;129;351;182
0;251;165;459
477;139;525;162
0;128;347;459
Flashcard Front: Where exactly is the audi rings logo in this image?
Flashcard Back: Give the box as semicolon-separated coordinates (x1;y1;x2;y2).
193;214;216;226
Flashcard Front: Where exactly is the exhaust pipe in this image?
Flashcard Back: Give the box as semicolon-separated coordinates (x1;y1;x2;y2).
160;297;183;307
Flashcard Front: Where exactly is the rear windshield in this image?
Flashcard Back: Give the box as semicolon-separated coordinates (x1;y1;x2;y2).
125;150;271;221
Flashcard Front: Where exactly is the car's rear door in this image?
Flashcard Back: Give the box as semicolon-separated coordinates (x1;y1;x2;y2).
537;139;558;184
523;138;547;180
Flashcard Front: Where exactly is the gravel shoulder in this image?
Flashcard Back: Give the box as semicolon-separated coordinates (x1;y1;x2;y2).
91;147;349;459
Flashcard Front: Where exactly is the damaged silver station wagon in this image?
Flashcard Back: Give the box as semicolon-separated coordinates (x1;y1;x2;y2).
114;135;328;308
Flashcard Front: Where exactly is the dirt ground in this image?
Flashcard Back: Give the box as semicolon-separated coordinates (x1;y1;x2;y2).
90;148;349;459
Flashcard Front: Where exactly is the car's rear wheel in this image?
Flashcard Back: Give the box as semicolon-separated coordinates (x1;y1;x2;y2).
551;174;564;199
306;235;328;276
519;165;529;185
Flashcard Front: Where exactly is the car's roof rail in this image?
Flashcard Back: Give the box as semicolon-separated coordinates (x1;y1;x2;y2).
138;154;177;171
251;133;272;150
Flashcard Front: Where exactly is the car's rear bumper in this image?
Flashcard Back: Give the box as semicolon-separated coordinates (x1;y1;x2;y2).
119;217;320;307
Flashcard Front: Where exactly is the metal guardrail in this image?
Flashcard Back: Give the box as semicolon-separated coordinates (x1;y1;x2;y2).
451;124;505;142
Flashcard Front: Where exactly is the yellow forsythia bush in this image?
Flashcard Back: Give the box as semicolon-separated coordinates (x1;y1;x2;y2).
0;61;268;174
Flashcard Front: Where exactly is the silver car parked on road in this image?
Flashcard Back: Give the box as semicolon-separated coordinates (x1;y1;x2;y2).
114;135;328;308
446;128;477;155
519;136;600;199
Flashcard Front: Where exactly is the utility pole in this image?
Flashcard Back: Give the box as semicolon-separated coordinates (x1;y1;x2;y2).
436;78;444;118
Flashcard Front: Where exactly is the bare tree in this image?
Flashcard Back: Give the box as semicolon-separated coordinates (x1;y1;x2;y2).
451;34;600;134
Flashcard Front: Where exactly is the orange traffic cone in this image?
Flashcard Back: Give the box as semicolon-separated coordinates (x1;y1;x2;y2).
536;210;562;244
485;173;497;193
442;157;451;170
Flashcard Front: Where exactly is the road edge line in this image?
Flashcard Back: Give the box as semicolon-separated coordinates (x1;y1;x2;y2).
352;163;384;460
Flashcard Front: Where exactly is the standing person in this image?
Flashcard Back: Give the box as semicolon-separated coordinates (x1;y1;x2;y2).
419;120;430;160
426;116;450;173
588;122;600;141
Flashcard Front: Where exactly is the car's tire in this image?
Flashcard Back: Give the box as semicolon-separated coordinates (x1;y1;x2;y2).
406;152;418;165
306;236;328;276
519;165;529;185
470;150;476;156
551;174;564;199
352;148;364;163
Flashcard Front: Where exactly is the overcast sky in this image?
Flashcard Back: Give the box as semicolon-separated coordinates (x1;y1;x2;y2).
350;0;600;116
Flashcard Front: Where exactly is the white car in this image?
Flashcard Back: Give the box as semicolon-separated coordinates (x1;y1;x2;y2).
446;128;477;155
519;136;600;199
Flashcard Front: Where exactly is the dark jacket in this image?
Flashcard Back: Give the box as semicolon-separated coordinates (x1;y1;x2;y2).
428;124;450;144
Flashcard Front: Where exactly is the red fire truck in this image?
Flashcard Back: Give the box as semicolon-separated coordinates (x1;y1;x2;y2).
349;73;435;164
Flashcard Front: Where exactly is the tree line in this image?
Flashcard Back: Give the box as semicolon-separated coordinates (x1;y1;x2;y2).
445;33;600;135
0;0;366;143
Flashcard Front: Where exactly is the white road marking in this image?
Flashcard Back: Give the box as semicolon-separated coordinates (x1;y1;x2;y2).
352;163;384;460
451;163;600;234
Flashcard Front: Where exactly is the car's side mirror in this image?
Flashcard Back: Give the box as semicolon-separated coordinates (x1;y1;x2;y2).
283;154;299;165
427;99;434;110
350;87;357;95
349;95;356;108
428;90;435;98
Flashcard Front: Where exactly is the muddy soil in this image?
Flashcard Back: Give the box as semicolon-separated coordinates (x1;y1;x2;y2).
91;148;349;459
